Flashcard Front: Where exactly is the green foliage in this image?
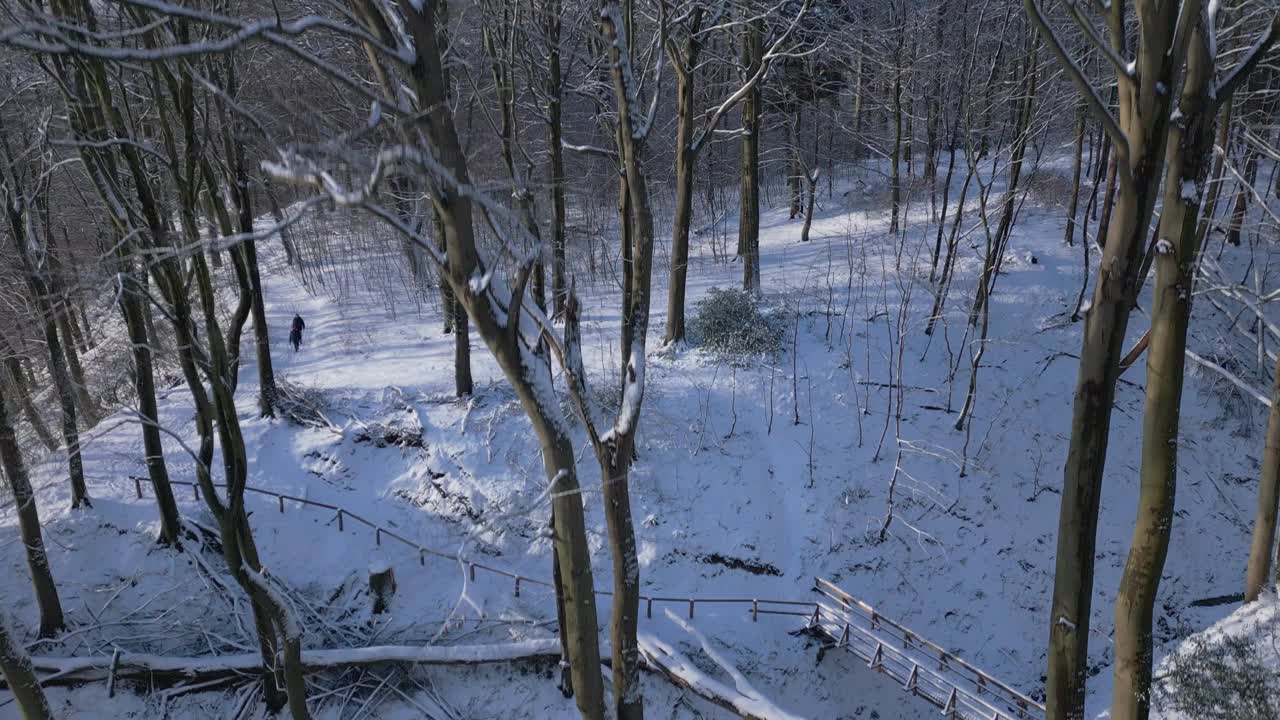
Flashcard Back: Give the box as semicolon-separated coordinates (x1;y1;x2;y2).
689;287;784;360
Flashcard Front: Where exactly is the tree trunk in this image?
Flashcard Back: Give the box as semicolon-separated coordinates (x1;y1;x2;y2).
788;109;803;220
739;17;762;295
264;179;297;266
546;0;568;318
1224;146;1259;247
56;307;98;428
42;243;98;427
0;383;64;638
889;57;903;235
219;54;277;417
1246;349;1280;602
1111;24;1215;718
0;612;54;720
42;301;89;509
598;4;652;717
800;169;818;243
119;265;183;546
1065;102;1086;246
453;298;472;397
392;5;605;716
618;157;634;393
664;21;701;344
1033;2;1195;717
243;238;277;418
3;354;57;452
1096;152;1118;249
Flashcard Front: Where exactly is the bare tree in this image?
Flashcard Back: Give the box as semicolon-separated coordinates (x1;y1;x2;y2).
664;0;812;342
740;13;763;295
1111;10;1279;719
0;379;63;638
0;123;90;510
1026;0;1202;716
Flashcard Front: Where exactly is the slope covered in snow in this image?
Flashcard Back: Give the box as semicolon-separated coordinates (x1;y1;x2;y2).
1;158;1272;718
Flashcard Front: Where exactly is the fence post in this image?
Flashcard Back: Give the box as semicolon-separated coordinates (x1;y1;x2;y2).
751;599;758;622
278;496;285;513
375;528;382;546
337;510;344;531
646;598;652;619
468;563;476;582
688;599;694;619
133;477;142;499
514;576;521;597
869;642;884;671
193;484;200;501
419;549;426;566
943;689;958;718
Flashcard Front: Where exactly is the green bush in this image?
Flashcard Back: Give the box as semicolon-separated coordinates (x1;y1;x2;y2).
689;287;784;360
1155;633;1279;720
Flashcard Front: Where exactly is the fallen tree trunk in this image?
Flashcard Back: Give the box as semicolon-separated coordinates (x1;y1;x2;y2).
637;632;801;720
26;640;562;686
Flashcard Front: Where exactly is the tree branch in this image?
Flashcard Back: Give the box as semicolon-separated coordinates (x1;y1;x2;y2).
1025;0;1130;167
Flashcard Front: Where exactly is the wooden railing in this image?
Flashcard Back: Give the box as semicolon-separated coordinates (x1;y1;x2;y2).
130;477;1045;719
812;578;1045;720
132;477;815;622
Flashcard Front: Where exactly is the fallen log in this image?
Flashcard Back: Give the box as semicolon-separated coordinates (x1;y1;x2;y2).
27;640;561;686
638;632;801;720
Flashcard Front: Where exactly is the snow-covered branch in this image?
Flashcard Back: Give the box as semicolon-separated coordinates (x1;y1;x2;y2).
1025;0;1131;177
690;0;813;155
1213;11;1278;103
29;640;563;684
638;621;800;720
1185;349;1272;407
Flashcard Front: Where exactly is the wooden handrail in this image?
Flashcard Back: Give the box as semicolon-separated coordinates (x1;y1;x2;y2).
125;476;1042;719
814;578;1045;719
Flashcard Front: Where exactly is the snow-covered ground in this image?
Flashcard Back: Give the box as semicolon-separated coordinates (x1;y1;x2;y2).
2;156;1273;719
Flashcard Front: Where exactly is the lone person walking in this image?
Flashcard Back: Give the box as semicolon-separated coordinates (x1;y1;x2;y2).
289;313;305;352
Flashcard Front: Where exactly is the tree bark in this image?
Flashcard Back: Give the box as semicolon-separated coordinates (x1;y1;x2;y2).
788;109;803;220
1065;102;1085;246
889;48;904;235
1246;348;1280;602
3;354;57;453
1224;146;1258;247
545;0;568;318
1111;20;1216;718
0;612;54;720
389;4;605;716
118;264;183;546
663;9;704;344
597;5;653;717
739;16;762;295
0;382;64;638
45;245;98;427
217;53;277;418
1032;1;1197;717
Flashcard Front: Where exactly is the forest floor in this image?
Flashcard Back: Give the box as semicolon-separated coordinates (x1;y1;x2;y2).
2;153;1276;719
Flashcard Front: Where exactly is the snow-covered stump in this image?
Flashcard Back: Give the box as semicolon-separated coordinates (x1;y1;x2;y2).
369;555;396;615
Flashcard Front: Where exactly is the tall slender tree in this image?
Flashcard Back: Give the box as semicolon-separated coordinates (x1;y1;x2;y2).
0;380;64;638
1027;0;1201;716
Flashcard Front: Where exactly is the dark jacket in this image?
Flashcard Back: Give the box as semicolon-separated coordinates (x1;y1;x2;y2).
292;315;305;332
